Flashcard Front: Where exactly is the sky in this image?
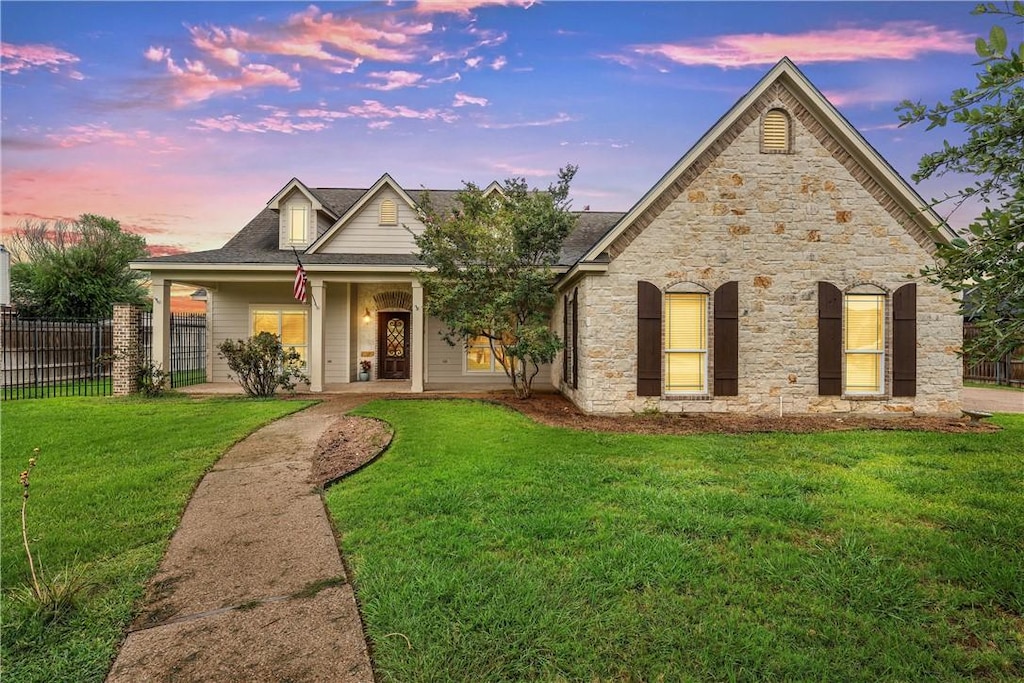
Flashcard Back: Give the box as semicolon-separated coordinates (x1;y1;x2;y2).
0;1;1008;262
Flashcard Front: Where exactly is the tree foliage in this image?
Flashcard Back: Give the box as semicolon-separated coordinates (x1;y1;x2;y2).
7;214;149;319
897;2;1024;360
414;166;579;399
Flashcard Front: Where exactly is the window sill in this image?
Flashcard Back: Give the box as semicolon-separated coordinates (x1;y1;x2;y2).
843;393;889;401
663;394;712;401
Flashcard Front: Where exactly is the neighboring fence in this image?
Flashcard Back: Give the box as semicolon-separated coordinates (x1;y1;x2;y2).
963;322;1024;387
1;312;113;399
1;309;207;400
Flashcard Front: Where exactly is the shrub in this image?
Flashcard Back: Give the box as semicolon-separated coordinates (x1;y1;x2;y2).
135;362;171;397
218;332;308;397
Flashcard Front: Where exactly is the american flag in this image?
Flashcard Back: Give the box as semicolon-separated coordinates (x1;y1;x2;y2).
293;263;307;303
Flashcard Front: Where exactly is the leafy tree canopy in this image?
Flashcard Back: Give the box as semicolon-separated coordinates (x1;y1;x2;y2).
897;2;1024;360
414;165;579;398
7;214;149;319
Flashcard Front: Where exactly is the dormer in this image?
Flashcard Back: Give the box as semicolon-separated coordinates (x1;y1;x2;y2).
307;173;424;255
267;178;337;250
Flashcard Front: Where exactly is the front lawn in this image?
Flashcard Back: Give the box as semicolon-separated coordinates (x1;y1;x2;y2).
326;400;1024;682
1;395;312;683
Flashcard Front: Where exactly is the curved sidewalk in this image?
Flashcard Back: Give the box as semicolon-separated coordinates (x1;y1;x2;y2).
107;398;374;683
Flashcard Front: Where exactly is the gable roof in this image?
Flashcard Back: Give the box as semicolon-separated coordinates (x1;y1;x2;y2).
266;178;339;220
306;173;421;254
580;57;953;264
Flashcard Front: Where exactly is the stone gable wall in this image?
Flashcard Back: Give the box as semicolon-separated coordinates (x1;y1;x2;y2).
569;88;961;415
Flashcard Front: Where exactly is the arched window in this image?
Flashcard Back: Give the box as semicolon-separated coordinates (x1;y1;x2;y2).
761;108;791;153
379;199;398;225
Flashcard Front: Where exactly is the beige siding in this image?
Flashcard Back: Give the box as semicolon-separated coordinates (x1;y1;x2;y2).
323;283;350;384
569;87;960;416
426;317;554;388
279;190;313;250
319;187;424;254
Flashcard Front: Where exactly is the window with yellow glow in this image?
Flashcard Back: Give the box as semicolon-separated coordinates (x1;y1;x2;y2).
844;294;884;394
467;335;511;373
289;206;307;243
664;293;707;393
252;308;308;364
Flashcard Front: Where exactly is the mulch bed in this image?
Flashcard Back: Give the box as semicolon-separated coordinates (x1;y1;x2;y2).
310;416;393;487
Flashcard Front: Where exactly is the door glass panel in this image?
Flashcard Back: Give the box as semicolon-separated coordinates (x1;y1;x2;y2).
386;318;405;358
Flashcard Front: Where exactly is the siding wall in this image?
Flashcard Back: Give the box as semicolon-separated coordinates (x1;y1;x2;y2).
570;84;961;415
278;190;313;250
209;282;349;383
426;317;554;388
320;187;425;254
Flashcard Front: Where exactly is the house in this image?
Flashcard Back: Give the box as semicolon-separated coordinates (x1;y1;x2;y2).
135;58;962;415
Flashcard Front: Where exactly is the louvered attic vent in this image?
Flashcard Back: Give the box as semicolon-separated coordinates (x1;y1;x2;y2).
762;109;791;153
379;199;398;225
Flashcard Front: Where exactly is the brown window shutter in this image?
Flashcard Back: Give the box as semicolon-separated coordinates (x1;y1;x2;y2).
713;281;739;396
892;283;917;396
571;289;579;390
562;294;569;381
818;282;842;395
637;280;662;396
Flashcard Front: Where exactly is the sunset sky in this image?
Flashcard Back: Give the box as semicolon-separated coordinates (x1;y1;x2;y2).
0;1;1003;260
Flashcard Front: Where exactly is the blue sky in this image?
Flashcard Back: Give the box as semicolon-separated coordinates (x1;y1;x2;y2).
0;1;1002;256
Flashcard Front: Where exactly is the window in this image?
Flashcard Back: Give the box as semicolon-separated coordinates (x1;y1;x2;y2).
379;199;398;225
252;308;308;364
466;335;509;373
762;108;791;153
288;206;307;243
844;294;884;394
664;293;708;393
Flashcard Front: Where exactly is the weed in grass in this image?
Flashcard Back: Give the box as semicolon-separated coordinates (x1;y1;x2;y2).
11;449;92;626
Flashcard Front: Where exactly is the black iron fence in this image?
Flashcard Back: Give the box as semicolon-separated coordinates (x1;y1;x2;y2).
2;310;207;400
1;312;113;399
963;323;1023;387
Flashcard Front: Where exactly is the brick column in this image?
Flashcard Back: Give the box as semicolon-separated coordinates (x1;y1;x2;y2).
113;303;140;396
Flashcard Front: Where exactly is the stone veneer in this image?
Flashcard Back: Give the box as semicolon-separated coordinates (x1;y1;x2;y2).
557;83;962;416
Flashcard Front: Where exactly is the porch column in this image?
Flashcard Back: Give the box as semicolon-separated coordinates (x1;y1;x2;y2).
411;281;424;392
309;278;326;392
151;278;171;374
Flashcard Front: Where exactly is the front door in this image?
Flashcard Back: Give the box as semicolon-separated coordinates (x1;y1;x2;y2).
378;312;410;379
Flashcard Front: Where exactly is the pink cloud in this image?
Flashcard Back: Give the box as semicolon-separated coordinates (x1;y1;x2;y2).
465;56;483;69
189;26;244;66
364;70;424;90
144;45;171;62
490;55;507;70
1;42;83;79
284;6;432;62
453;92;488;107
190;113;328;134
629;22;975;69
147;49;299;106
491;161;551;177
414;0;535;15
46;124;183;151
345;99;459;125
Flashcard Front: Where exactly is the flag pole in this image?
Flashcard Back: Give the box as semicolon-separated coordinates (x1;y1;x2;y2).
291;247;318;309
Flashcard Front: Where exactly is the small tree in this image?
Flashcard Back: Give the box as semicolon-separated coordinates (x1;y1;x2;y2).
7;214;149;319
218;332;308;397
415;166;578;399
896;2;1024;360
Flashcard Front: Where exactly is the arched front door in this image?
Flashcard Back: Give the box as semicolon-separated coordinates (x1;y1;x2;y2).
377;312;410;379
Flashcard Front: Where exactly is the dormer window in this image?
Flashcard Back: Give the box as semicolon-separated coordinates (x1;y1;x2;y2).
379;199;398;226
289;206;308;244
761;108;792;153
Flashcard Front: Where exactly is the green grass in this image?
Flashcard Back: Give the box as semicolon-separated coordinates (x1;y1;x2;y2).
1;395;313;683
326;400;1024;682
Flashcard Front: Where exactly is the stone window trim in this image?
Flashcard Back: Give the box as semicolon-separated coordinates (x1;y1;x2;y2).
760;107;793;154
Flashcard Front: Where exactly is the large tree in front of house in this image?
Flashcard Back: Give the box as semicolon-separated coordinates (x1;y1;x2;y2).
8;214;149;319
415;165;578;399
897;2;1023;361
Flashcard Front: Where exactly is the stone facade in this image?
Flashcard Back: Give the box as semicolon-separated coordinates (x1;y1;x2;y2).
557;82;961;416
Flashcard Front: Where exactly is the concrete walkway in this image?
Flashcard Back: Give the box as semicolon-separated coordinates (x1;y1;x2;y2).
963;386;1024;413
107;398;374;683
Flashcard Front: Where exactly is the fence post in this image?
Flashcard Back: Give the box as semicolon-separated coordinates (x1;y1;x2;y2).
112;304;140;396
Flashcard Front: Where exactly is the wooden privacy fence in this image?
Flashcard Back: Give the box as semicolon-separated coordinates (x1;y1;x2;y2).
963;322;1024;387
1;310;208;400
